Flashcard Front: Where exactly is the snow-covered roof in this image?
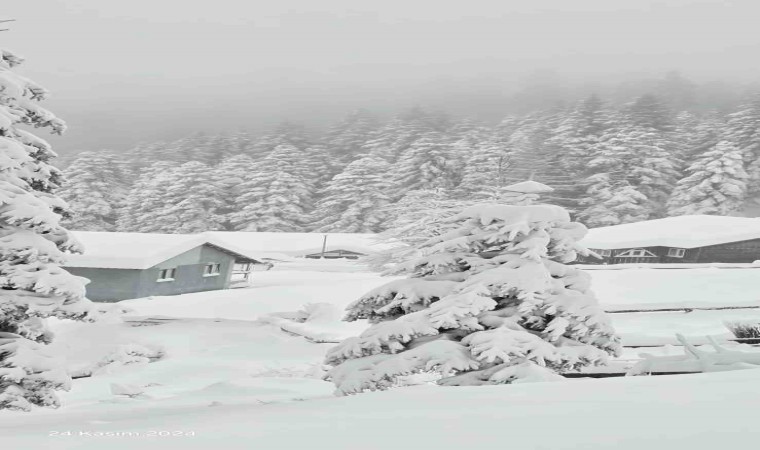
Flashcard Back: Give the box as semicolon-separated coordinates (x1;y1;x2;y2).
203;231;400;258
65;232;264;270
580;215;760;250
502;180;554;194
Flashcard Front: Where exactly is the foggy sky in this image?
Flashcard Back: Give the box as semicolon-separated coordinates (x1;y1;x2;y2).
4;0;760;155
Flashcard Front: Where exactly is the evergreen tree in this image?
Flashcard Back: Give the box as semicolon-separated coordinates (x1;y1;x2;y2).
579;175;649;227
58;150;129;231
501;109;580;209
667;141;747;216
313;156;391;233
626;94;674;132
362;108;451;163
231;146;313;232
210;154;258;230
548;95;614;176
0;47;93;411
117;162;174;232
457;136;511;199
576;132;649;226
624;127;681;214
118;162;223;233
323;110;379;174
325;203;620;395
162;162;225;233
250;122;312;159
724;95;760;203
391;132;457;199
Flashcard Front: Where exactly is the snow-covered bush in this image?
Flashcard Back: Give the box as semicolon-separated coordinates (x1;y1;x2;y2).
0;48;93;410
92;343;165;376
0;333;71;410
325;204;621;395
725;321;760;344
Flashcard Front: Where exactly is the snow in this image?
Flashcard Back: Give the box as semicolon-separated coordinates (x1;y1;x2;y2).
4;260;760;447
580;214;760;249
502;179;555;193
64;231;264;269
591;266;760;307
204;231;401;259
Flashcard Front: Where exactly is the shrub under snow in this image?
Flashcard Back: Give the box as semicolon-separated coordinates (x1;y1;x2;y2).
725;321;760;344
324;204;621;395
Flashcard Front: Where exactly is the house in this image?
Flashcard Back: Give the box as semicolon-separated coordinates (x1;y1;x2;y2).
64;232;263;302
203;231;401;260
303;249;365;260
577;215;760;264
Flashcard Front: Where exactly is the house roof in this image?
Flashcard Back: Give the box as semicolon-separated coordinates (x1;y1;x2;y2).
502;180;555;194
580;215;760;250
65;232;264;270
202;231;401;258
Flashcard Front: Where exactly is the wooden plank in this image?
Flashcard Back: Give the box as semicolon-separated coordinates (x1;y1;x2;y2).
606;305;760;314
563;371;698;379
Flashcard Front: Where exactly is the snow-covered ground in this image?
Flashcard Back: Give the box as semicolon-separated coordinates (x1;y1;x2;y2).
3;260;760;448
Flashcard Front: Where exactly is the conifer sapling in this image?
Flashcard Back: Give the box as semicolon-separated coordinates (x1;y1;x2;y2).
325;203;621;395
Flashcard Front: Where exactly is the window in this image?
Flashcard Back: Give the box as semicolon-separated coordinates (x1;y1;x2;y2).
615;248;657;258
598;249;611;257
668;248;686;258
231;262;253;282
157;268;176;282
203;263;221;277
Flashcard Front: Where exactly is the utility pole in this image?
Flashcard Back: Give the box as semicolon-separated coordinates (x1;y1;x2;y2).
320;234;328;259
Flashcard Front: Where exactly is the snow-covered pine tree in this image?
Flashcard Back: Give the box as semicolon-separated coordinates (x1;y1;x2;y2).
457;132;512;199
0;47;93;411
231;145;313;232
624;127;681;214
724;95;760;206
162;161;225;233
249;122;313;160
313;155;391;233
323;109;379;175
390;131;457;200
578;175;649;227
380;188;463;246
325;203;620;394
57;150;129;231
117;161;224;233
116;161;174;232
626;94;674;132
547;95;614;178
576;130;650;227
501;109;581;210
362;107;452;163
210;154;257;230
667;141;748;216
364;188;466;271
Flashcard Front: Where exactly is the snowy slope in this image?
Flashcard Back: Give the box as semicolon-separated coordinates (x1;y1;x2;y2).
3;261;760;448
4;368;760;449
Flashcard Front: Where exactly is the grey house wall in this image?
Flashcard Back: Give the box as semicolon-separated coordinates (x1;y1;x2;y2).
67;244;236;302
577;238;760;265
69;267;143;302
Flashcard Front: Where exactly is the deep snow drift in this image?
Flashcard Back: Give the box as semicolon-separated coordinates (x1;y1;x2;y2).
2;260;760;448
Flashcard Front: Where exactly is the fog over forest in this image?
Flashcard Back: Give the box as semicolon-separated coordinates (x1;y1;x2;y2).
4;0;760;155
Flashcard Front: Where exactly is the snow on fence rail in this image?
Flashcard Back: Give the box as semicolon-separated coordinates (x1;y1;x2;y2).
577;262;760;270
605;304;760;314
